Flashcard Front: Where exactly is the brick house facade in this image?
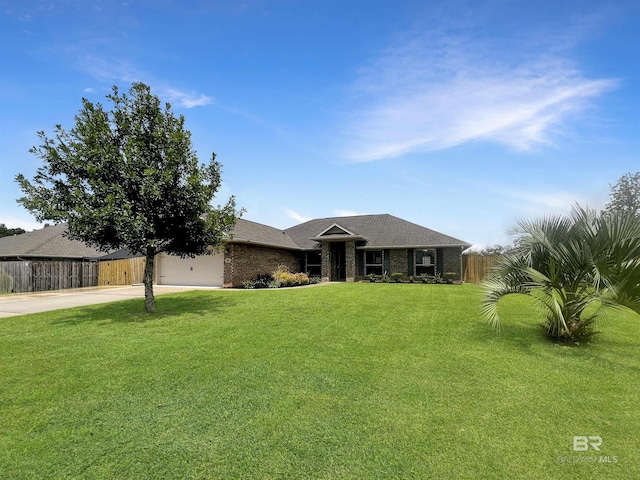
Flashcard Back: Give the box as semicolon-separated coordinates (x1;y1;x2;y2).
221;215;471;287
223;243;302;288
0;216;471;289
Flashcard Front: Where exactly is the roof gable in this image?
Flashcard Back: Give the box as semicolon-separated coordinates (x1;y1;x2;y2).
318;224;355;237
307;222;368;243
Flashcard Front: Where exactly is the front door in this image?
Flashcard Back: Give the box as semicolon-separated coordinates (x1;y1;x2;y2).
330;242;346;281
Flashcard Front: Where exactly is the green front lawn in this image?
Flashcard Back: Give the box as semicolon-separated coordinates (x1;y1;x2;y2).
1;284;638;479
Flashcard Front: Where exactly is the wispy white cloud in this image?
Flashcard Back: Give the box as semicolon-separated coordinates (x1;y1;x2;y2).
501;189;586;212
334;209;362;217
78;55;142;84
343;23;618;162
76;55;212;108
285;208;312;223
160;87;213;108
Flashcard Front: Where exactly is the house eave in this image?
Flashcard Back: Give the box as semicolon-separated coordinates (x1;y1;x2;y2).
229;239;301;251
309;235;368;242
0;254;100;260
356;244;471;250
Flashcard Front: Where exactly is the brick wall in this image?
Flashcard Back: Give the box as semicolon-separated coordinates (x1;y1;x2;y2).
356;249;365;277
224;243;303;287
321;243;331;282
345;240;356;282
389;249;409;277
441;247;463;280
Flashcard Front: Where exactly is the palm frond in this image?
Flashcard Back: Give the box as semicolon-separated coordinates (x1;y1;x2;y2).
481;204;640;341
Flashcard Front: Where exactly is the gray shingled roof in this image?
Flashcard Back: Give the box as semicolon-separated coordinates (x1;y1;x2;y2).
99;249;144;260
0;224;106;259
285;214;472;250
230;218;300;249
0;220;297;259
0;215;470;258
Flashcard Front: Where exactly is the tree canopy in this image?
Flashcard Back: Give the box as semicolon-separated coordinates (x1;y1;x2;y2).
466;244;515;256
482;205;640;342
604;172;640;218
16;82;240;312
0;224;26;238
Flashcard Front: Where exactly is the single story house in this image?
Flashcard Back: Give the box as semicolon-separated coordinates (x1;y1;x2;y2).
0;214;472;289
156;214;472;287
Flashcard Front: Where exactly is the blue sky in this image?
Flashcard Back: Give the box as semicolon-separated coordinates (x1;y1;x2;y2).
1;0;639;248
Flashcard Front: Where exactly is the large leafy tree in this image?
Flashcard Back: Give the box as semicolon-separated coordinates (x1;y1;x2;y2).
16;83;240;312
604;172;640;217
482;206;640;342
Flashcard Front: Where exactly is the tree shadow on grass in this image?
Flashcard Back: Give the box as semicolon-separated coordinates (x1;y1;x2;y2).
50;292;237;326
470;316;558;356
471;313;634;363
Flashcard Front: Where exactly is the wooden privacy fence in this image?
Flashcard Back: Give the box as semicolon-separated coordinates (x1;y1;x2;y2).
0;260;98;293
98;257;146;286
462;255;499;284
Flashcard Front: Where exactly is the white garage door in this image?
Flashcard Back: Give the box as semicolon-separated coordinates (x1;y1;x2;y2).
157;252;224;287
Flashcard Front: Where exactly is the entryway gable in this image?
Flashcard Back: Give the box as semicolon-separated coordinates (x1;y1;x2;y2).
316;223;358;238
309;224;367;244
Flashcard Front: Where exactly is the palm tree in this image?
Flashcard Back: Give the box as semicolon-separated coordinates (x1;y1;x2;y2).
482;206;640;341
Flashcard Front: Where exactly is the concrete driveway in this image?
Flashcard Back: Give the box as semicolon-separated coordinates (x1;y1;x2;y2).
0;285;220;318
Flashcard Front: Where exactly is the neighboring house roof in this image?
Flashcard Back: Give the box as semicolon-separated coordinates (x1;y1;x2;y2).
230;219;300;249
99;249;144;260
0;224;106;260
285;214;472;250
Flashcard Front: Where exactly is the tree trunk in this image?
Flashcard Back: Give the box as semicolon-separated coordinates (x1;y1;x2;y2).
144;247;156;313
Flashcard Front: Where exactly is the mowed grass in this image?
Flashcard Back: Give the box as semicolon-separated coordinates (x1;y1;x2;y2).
0;283;638;479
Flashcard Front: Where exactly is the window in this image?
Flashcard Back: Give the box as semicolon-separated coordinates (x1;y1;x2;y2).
365;250;383;275
415;249;433;266
306;251;322;276
414;249;435;276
